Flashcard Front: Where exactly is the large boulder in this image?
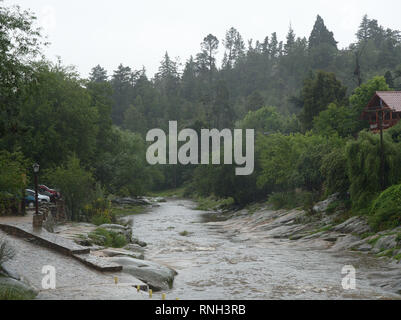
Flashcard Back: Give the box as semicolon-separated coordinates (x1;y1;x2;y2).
112;197;153;206
333;216;371;235
108;257;177;291
313;194;340;214
100;248;144;260
375;235;398;251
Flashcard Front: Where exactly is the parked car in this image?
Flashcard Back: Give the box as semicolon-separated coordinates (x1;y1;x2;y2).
38;185;61;201
25;194;35;208
26;189;51;203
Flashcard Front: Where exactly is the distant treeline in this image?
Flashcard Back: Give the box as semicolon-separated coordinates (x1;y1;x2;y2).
1;2;401;226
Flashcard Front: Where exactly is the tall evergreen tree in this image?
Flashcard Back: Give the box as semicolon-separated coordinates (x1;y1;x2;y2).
298;71;347;131
308;15;337;49
89;65;108;83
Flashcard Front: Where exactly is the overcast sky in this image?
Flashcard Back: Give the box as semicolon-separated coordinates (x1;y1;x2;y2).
6;0;401;78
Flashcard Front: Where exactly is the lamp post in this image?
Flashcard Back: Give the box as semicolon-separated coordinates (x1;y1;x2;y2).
32;163;43;230
33;163;40;216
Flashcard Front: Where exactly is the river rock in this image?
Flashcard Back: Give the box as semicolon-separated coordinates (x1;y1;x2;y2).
0;277;38;299
108;257;177;291
375;235;398;251
124;243;146;253
332;216;371;235
98;224;132;242
112;197;153;206
132;238;147;247
328;234;362;251
313;193;340;213
356;243;373;252
100;248;144;260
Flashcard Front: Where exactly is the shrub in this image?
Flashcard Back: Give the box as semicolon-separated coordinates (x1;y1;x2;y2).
0;281;37;300
268;190;316;211
88;228;127;248
0;151;28;216
82;198;115;226
346;131;401;212
44;155;95;221
369;184;401;231
321;147;350;197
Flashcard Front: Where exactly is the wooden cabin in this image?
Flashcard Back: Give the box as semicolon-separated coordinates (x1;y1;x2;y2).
361;91;401;133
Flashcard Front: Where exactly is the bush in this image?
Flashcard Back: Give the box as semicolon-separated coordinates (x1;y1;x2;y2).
369;184;401;231
88;228;127;248
82;198;115;226
0;151;28;216
44;155;95;221
321;147;350;197
0;280;37;300
268;190;316;211
346;131;401;212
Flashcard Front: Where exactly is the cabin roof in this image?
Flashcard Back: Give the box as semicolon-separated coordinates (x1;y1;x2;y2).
367;91;401;112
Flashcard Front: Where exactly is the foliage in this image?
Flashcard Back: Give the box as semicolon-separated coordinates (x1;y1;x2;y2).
268;191;315;211
17;62;99;168
346;131;401;212
0;150;27;196
369;184;401;231
44;155;95;221
297;71;348;131
257;132;343;193
82;198;115;226
320;146;350;196
0;2;45;139
0;280;37;300
349;76;390;132
313;103;357;137
0;151;28;216
238;106;299;134
88;228;128;248
195;196;235;211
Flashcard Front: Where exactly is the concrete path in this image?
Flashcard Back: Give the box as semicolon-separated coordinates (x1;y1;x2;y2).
1;229;148;300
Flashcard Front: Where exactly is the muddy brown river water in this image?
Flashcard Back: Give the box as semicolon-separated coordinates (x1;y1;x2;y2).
130;199;401;300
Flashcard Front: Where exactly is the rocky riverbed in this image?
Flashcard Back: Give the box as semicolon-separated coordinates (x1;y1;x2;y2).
129;198;401;299
1;196;401;300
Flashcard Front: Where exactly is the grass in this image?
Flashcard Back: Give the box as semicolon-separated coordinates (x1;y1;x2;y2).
309;225;333;235
377;248;395;258
246;203;262;215
367;236;381;246
360;232;376;239
0;276;37;300
88;228;128;248
147;188;186;198
195;196;235;211
110;205;145;218
394;253;401;261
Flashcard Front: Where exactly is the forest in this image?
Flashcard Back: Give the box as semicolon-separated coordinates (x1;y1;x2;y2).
1;2;401;230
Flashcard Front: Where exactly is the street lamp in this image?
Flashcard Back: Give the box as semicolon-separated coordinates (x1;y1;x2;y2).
33;163;40;216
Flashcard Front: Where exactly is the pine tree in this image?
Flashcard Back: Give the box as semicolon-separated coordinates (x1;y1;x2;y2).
308;15;337;49
89;65;108;83
284;25;296;55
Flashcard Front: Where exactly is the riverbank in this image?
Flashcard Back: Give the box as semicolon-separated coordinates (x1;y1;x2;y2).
1;197;401;299
0;197;177;299
192;195;401;295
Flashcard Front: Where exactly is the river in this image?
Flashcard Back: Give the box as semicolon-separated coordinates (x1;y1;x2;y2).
131;198;400;300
